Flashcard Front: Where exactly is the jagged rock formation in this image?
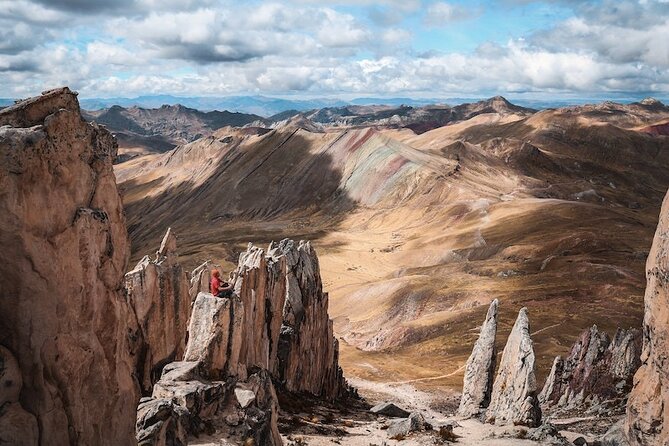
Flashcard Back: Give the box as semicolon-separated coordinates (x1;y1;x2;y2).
625;189;669;445
138;239;348;445
241;240;348;400
539;325;641;414
485;307;541;427
125;228;191;392
187;239;347;399
457;299;498;418
188;260;221;298
0;88;140;444
0;346;38;446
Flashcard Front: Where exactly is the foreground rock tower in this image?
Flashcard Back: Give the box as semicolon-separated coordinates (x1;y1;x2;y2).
138;239;348;445
0;88;140;444
457;299;498;418
125;228;191;392
485;307;541;427
187;239;347;400
625;189;669;445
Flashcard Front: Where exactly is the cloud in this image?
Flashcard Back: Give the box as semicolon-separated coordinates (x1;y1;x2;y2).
424;2;479;26
0;0;668;99
530;1;669;68
30;0;137;14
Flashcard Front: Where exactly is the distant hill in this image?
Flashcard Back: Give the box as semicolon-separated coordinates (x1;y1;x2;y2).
83;104;266;156
274;96;536;133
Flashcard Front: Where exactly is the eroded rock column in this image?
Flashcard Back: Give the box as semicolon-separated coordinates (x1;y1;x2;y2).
486;307;541;427
457;299;498;418
125;228;191;392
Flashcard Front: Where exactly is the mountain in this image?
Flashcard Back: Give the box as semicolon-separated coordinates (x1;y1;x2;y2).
272;96;535;134
115;97;669;392
83;104;266;158
85;97;535;159
80;95;350;116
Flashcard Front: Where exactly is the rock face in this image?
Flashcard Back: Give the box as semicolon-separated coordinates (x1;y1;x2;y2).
0;346;38;446
625;189;669;445
539;325;641;414
185;239;347;399
486;307;541;427
125;228;191;392
0;88;140;444
457;299;498;418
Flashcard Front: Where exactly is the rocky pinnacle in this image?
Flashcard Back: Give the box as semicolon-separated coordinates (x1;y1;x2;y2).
457;299;498;418
485;307;541;427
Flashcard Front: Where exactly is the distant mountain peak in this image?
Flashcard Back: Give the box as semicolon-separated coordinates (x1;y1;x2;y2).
640;97;664;106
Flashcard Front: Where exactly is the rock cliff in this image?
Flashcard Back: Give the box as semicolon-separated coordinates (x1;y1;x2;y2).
125;228;191;392
539;325;641;415
0;88;140;444
625;188;669;445
457;299;498;418
485;307;541;427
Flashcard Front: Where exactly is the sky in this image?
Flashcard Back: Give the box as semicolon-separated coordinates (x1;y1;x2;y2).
1;0;668;100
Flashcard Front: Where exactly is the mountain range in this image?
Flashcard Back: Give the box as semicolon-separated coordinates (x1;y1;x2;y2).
85;97;536;159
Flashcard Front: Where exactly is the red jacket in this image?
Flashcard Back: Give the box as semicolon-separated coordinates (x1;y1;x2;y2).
210;276;221;295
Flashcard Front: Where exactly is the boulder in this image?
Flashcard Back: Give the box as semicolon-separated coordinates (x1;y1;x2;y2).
183;292;233;378
0;87;141;444
370;402;411;418
539;326;641;414
387;412;430;438
625;188;669;445
125;228;191;392
457;299;498;418
526;422;570;445
486;307;541;427
136;398;189;446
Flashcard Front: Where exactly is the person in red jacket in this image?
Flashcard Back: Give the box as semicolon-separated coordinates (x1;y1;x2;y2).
210;269;233;298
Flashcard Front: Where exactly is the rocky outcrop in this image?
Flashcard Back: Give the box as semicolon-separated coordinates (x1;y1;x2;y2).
184;240;347;399
457;299;498;418
539;325;641;414
485;307;541;427
138;362;281;446
125;228;191;392
138;238;348;445
0;88;140;444
625;189;669;445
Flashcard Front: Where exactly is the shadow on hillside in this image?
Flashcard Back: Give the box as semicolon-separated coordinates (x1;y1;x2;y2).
121;130;357;267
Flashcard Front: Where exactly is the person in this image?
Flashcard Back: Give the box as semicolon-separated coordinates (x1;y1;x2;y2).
210;269;233;298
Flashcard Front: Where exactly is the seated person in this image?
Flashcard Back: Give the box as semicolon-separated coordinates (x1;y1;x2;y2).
210;269;233;298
